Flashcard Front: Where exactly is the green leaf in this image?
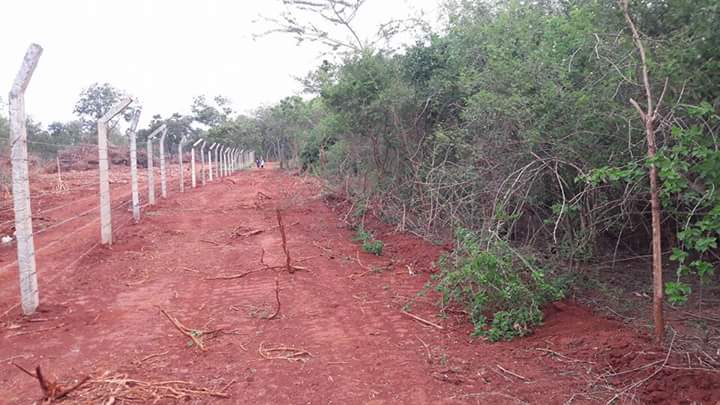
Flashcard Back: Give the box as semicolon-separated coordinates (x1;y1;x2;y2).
669;248;688;263
694;236;717;253
691;260;715;278
665;282;691;305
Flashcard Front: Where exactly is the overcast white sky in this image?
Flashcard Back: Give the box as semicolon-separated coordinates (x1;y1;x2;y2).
0;0;442;127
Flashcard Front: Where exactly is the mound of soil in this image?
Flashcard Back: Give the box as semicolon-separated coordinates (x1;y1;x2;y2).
49;144;149;173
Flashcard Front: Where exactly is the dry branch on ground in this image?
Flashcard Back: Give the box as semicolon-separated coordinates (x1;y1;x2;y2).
75;373;233;403
266;277;281;320
258;342;312;362
159;308;223;351
13;363;89;403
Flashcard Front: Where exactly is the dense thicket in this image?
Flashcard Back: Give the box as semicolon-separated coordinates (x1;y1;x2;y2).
275;0;720;326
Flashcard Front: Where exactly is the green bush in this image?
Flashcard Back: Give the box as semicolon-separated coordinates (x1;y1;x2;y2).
362;239;384;256
353;225;384;256
436;228;565;341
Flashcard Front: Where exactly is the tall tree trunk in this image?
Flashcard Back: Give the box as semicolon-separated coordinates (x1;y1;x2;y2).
621;0;667;342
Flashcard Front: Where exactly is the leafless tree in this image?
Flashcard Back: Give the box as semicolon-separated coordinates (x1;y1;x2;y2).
256;0;429;54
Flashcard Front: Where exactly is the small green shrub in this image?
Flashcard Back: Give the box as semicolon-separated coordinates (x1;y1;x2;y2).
362;239;384;255
436;228;565;341
353;225;384;255
353;225;371;242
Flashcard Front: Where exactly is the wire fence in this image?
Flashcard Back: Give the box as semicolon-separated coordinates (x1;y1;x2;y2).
1;151;251;272
4;43;256;315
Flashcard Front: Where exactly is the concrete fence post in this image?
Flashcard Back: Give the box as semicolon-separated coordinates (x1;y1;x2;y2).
128;108;142;223
217;145;223;178
98;97;133;245
178;135;187;193
218;145;225;177
209;143;216;181
146;124;166;206
223;148;228;176
217;146;221;178
200;140;207;186
147;136;154;205
9;44;42;315
159;128;168;198
191;138;202;188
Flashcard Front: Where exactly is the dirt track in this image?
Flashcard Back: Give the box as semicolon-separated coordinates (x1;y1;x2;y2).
0;165;717;404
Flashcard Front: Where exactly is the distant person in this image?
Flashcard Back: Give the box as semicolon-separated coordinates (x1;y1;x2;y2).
255;158;260;168
260;158;265;168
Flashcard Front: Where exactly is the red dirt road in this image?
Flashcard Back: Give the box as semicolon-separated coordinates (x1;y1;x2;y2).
0;166;717;404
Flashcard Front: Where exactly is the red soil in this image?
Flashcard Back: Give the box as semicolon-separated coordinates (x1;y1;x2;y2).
0;164;717;404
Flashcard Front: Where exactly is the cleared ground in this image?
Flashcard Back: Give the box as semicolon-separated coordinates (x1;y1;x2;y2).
0;165;716;404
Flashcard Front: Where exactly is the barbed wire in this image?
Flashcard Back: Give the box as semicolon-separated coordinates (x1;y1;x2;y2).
24;140;99;148
0;168;198;273
0;164;198;228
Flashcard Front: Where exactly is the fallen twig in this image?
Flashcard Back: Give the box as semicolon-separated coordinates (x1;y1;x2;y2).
265;278;281;320
348;251;373;278
432;368;466;384
7;323;66;338
182;267;201;274
1;303;19;320
496;364;528;382
1;354;32;364
295;255;319;264
205;268;267;280
605;330;676;404
231;226;264;239
401;311;444;330
159;309;212;351
13;363;90;403
199;239;222;246
535;348;595;364
76;374;231;402
355;250;370;270
137;350;170;364
258;342;311;362
312;240;336;256
417;336;432;363
276;209;293;273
